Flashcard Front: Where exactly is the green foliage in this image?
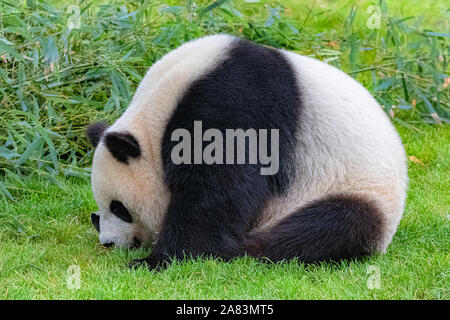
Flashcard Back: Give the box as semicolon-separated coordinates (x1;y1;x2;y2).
0;0;448;198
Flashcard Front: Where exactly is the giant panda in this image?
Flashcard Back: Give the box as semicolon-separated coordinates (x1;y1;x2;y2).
87;34;407;270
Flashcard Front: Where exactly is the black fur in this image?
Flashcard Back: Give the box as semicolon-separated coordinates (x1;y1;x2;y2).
86;122;109;147
132;38;301;270
91;212;100;232
110;200;133;223
104;132;141;164
243;194;385;263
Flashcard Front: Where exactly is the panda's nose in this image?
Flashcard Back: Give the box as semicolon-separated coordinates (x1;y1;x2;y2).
102;242;114;248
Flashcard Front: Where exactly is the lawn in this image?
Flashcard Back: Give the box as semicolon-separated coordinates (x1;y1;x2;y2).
0;124;448;299
0;0;449;300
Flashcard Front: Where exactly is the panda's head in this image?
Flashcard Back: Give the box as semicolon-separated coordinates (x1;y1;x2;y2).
86;121;168;249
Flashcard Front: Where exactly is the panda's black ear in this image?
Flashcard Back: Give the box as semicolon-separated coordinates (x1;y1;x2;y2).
87;122;109;147
91;212;100;232
104;131;141;164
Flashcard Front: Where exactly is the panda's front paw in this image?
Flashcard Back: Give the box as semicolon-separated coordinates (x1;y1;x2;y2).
128;258;148;270
128;256;168;272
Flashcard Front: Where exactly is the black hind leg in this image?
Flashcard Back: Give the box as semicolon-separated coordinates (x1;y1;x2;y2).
243;194;386;263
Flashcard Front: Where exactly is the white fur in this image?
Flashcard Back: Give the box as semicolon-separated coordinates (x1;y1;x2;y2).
98;211;136;247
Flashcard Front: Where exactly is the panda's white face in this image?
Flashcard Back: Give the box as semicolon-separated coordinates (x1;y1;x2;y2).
88;122;169;249
91;207;141;248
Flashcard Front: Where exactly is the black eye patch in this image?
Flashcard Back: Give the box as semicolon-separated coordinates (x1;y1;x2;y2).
110;200;133;223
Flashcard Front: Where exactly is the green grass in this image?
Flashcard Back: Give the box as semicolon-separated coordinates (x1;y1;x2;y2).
0;124;448;299
0;0;448;299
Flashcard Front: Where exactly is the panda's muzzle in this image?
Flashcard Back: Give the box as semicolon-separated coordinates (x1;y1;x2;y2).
90;211;142;249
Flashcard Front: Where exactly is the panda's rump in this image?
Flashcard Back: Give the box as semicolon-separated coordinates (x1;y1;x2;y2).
253;52;407;253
